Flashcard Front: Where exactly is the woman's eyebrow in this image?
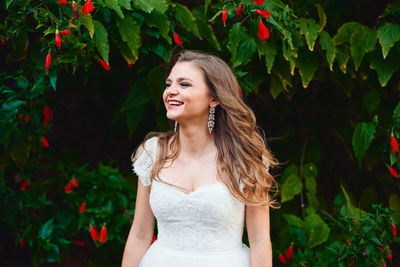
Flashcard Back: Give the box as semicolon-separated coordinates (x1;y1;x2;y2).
166;77;193;82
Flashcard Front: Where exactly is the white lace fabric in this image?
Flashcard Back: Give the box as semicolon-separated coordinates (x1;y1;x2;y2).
132;136;246;253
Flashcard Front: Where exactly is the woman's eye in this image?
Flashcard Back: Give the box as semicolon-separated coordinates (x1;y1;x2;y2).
181;83;190;87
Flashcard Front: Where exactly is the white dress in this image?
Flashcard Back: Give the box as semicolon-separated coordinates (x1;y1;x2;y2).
132;136;251;267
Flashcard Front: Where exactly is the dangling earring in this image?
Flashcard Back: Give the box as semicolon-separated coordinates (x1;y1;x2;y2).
208;106;215;134
174;121;178;133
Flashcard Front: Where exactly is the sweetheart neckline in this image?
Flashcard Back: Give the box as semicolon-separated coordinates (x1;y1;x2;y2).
155;174;223;196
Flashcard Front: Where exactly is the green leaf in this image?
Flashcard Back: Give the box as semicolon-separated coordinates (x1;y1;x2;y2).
296;47;319;88
389;194;400;219
256;37;277;74
144;10;171;44
377;22;400;59
341;185;367;218
336;45;350;74
306;192;319;209
104;0;124;18
305;177;317;194
81;15;95;39
282;214;304;228
6;0;15;9
118;0;131;10
233;37;256;67
117;16;141;62
315;4;326;32
302;162;318;179
270;74;284;99
49;74;57;91
349;26;377;70
319;31;336;71
173;3;201;39
304;214;330;248
228;23;244;64
38;219;54;240
370;45;400;87
333;22;362;45
362;89;380;114
93;20;109;64
299;18;320;51
281;174;303;202
193;7;220;50
393;101;400;125
352;121;377;167
134;0;168;13
146;65;165;107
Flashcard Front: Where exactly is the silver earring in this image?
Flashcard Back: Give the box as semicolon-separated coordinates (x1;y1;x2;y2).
208;106;215;134
174;121;178;133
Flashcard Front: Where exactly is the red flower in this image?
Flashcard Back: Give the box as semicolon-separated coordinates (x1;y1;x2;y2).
81;0;94;15
20;179;29;191
258;20;270;40
254;0;265;5
222;8;227;27
43;105;53;125
347;239;351;246
58;0;69;5
74;240;85;246
72;177;79;187
19;238;24;248
60;30;70;36
79;202;86;213
388;252;392;262
99;226;107;243
382;264;386;267
151;235;157;244
64;180;73;193
45;52;51;74
256;10;271;18
42;137;50;148
352;219;356;223
278;254;287;263
173;33;183;47
236;5;243;16
73;1;79;20
127;63;133;68
90;225;99;240
0;36;6;45
284;245;293;259
98;59;110;70
391;135;399;152
55;30;62;48
392;221;397;237
24;114;29;123
389;166;398;178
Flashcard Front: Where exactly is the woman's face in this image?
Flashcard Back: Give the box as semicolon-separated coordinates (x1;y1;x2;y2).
163;61;216;125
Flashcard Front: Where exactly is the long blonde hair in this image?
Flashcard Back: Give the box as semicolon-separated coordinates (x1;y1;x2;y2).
132;49;280;208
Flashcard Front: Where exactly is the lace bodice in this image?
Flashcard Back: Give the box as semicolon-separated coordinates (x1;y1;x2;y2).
132;136;246;252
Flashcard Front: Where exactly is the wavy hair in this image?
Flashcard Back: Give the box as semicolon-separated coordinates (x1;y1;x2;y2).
132;49;280;208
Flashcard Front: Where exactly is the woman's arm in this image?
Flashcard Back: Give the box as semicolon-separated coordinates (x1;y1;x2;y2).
121;180;155;267
246;204;272;267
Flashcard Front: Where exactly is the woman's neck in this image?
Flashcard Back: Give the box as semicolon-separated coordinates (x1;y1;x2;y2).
177;123;216;157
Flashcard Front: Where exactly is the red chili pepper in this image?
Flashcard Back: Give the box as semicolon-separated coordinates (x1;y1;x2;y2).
352;219;356;223
58;0;69;5
173;33;183;47
24;114;29;123
20;179;29;191
258;20;270;40
79;202;86;213
99;226;107;243
256;10;271;18
81;0;94;15
90;225;99;240
151;235;157;243
381;245;385;252
388;252;392;262
382;264;386;267
347;239;351;246
254;0;265;5
19;238;24;248
72;1;79;20
222;8;227;27
391;135;399;152
64;180;73;193
392;221;397;237
72;177;79;187
74;240;85;246
284;245;293;259
55;30;62;48
127;63;133;68
388;166;398;178
0;36;6;45
98;59;111;70
236;5;243;16
45;52;51;74
43;105;53;125
278;254;287;263
42;137;50;148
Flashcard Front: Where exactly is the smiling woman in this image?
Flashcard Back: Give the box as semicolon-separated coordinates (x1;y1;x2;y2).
121;50;280;267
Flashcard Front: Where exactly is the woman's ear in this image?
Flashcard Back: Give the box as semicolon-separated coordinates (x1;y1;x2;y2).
210;97;220;108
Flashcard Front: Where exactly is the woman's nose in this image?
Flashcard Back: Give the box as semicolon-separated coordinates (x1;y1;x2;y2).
166;84;178;95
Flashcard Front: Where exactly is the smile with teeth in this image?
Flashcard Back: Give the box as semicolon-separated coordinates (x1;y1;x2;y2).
168;101;184;107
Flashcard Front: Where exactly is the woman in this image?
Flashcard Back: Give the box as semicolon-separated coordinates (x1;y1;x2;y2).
121;50;280;267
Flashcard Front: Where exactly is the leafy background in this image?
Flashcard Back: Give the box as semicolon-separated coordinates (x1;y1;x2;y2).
1;0;400;266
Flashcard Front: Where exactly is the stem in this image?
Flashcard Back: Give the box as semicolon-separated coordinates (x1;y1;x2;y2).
239;14;251;26
320;209;346;229
299;134;308;218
